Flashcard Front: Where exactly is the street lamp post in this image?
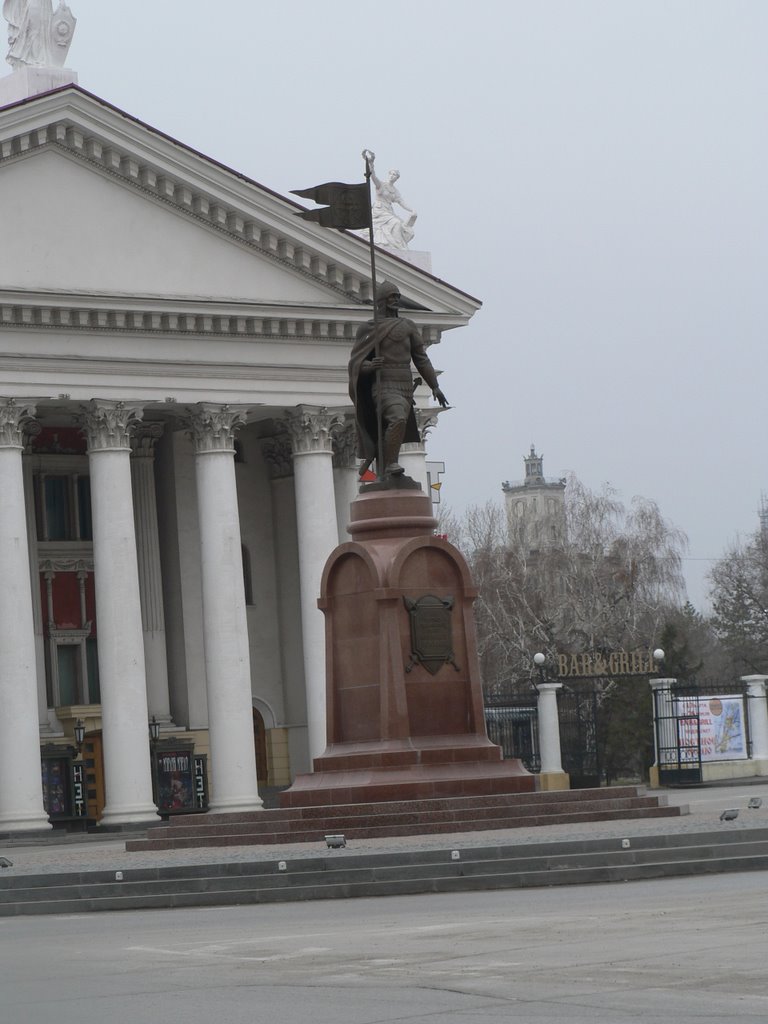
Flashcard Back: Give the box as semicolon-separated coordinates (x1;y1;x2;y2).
73;718;86;758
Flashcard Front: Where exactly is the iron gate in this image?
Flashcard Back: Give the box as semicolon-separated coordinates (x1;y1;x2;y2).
652;681;752;786
558;685;601;788
653;684;703;785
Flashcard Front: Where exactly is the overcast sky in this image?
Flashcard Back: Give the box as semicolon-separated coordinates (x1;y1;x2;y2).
62;0;767;610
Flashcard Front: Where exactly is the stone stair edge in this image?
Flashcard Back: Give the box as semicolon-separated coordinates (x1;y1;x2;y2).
7;837;768;903
4;847;768;916
3;827;768;900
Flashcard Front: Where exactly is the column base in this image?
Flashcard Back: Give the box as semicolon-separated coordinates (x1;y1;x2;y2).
98;803;160;828
208;795;264;814
0;812;52;833
537;771;571;792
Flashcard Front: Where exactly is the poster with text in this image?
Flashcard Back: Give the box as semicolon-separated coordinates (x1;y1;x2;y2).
675;695;747;762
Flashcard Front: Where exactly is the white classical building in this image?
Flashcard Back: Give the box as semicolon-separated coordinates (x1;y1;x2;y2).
0;74;480;829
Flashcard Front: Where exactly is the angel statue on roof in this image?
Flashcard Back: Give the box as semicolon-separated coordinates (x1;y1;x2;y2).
3;0;76;70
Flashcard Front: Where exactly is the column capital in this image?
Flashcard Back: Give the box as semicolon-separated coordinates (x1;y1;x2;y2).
186;404;249;454
415;407;441;439
649;677;677;691
0;399;37;449
80;400;144;452
130;421;165;458
261;429;294;479
742;675;768;696
286;406;343;456
332;416;358;470
537;681;564;695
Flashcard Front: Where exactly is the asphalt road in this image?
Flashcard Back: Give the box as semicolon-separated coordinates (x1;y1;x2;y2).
2;870;767;1024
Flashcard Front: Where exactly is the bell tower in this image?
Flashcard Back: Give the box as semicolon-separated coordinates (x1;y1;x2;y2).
502;446;566;552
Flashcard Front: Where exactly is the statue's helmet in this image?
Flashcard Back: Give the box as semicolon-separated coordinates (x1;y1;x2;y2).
376;280;400;303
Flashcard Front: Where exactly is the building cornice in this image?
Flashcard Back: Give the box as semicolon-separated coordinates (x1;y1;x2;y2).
0;289;452;343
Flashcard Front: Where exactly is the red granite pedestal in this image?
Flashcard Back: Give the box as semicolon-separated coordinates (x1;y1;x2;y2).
281;486;534;808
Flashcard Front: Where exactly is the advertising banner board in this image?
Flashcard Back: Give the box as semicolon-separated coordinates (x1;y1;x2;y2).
674;695;747;762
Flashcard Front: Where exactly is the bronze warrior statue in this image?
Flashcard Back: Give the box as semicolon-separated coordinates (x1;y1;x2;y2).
348;281;448;479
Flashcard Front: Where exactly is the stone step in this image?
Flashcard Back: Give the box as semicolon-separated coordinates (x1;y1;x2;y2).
127;786;682;852
156;792;667;831
170;785;655;826
136;796;675;842
126;805;683;852
3;828;768;916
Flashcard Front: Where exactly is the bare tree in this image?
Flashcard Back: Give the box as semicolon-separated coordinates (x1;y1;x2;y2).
709;528;768;674
440;475;688;695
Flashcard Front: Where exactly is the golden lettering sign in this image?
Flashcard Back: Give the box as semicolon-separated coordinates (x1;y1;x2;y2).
556;649;656;678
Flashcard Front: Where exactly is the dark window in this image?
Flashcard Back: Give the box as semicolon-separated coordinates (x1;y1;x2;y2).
34;473;93;541
242;544;254;605
77;477;93;540
86;638;100;703
44;477;70;540
56;645;80;705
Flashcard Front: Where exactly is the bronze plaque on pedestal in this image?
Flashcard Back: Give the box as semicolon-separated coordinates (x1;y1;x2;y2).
404;595;459;675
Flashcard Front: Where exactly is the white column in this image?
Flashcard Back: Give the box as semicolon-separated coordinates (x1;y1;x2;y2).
83;401;158;826
0;400;51;832
742;675;768;768
131;423;173;726
537;682;565;773
188;404;262;813
22;422;51;731
332;417;360;544
287;406;342;762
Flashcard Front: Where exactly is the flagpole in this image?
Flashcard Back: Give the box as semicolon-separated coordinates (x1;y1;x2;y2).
362;149;384;479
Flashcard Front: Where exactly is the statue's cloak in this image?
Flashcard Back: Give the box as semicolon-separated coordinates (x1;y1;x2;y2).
348;317;420;463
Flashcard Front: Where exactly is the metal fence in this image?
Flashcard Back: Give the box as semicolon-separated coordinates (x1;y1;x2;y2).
484;700;540;773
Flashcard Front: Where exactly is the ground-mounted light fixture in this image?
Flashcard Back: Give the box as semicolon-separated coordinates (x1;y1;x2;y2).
719;808;739;821
325;834;346;849
748;797;762;810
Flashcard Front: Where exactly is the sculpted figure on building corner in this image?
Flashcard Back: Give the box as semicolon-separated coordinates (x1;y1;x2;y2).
3;0;76;70
367;152;417;250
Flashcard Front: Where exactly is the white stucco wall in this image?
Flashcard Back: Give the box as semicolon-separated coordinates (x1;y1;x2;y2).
0;151;336;305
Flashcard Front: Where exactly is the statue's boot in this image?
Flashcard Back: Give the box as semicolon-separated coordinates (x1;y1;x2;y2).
383;420;407;476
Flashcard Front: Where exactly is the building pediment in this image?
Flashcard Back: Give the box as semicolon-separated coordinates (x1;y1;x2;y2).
0;86;481;322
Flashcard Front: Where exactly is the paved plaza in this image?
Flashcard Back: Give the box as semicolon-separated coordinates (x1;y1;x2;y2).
2;868;767;1024
2;782;768;1021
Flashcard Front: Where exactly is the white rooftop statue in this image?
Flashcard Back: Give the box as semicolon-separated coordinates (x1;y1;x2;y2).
3;0;76;70
366;151;417;251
